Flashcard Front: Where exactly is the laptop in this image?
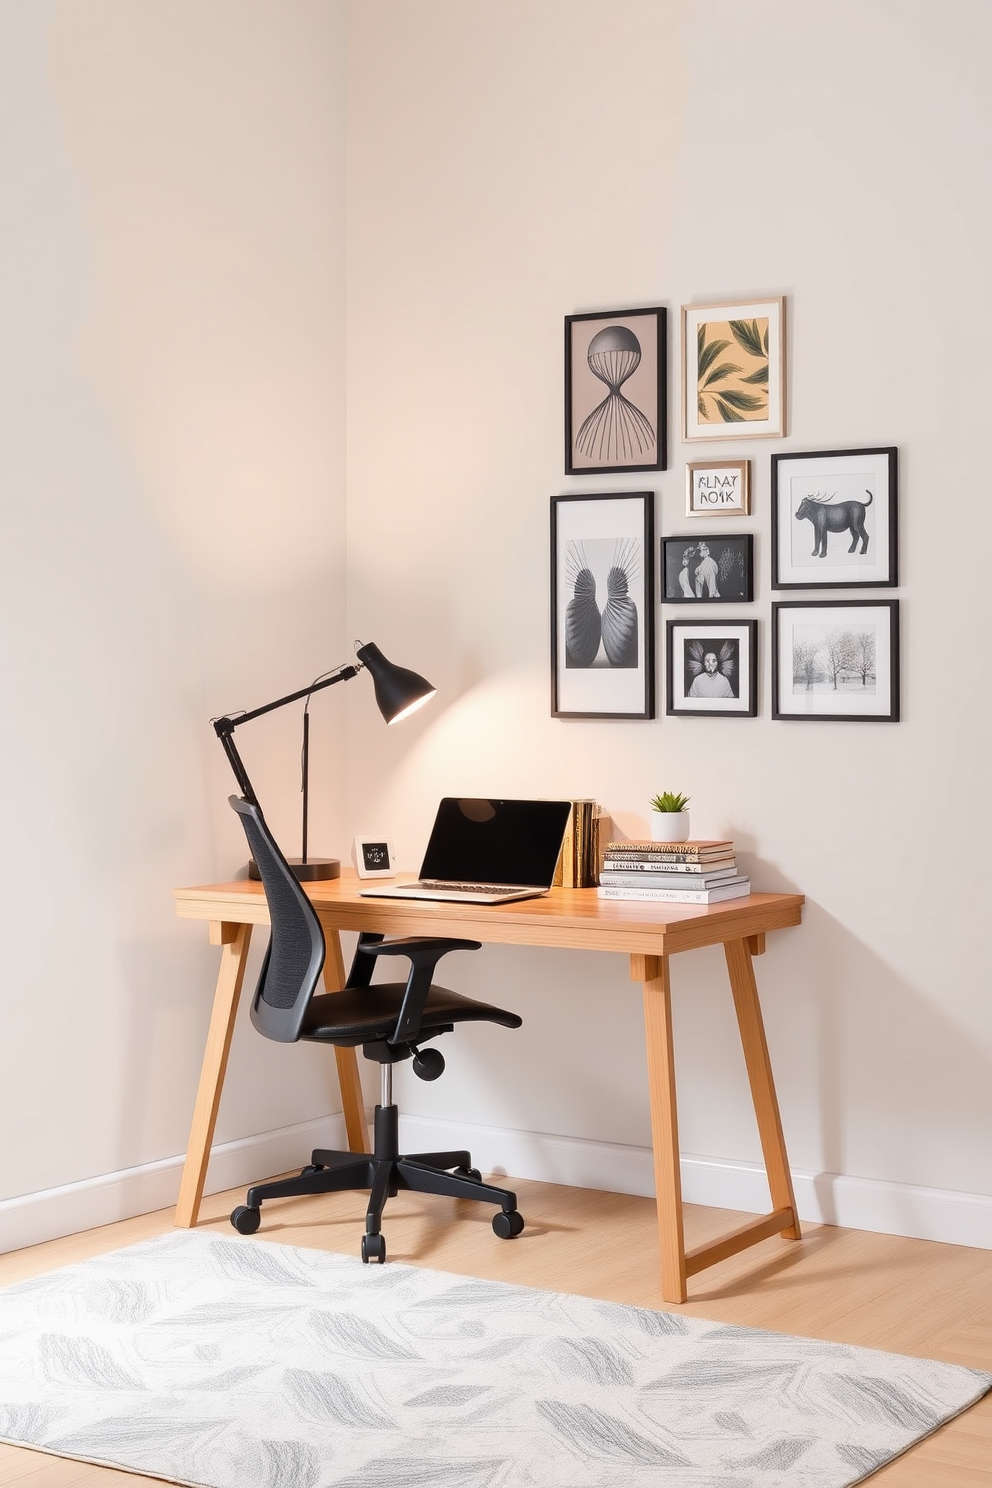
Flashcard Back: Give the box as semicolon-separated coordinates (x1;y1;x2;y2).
359;797;572;905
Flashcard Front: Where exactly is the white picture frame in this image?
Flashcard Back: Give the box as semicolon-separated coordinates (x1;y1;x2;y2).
352;837;397;878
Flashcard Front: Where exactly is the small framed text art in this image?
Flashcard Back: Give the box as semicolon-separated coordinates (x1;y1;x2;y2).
682;296;786;441
771;600;900;722
551;491;655;719
686;459;750;516
565;307;667;475
662;535;753;604
352;837;397;878
771;447;898;589
666;619;757;718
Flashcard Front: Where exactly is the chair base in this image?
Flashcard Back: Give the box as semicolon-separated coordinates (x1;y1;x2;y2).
230;1103;524;1260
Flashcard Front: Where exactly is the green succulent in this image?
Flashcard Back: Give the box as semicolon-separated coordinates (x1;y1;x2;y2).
650;791;690;813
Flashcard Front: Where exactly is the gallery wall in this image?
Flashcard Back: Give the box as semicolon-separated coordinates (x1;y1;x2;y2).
344;0;992;1244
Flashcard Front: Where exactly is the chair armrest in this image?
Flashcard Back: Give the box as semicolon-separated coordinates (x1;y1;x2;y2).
355;936;482;1045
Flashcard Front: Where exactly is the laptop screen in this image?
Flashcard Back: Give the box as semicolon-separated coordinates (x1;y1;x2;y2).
419;798;571;887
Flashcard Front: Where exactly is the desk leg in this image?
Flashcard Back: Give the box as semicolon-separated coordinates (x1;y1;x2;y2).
725;937;801;1241
632;953;687;1304
322;929;369;1153
175;922;253;1228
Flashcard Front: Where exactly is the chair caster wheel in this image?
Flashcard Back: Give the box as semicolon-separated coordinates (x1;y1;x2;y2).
231;1205;261;1235
454;1166;482;1181
361;1233;386;1264
492;1209;524;1239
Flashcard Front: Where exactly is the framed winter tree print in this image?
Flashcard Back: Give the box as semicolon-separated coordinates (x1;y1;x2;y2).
771;600;900;721
551;491;655;718
682;296;786;441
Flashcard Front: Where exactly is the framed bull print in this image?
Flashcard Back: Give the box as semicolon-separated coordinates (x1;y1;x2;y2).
771;447;898;589
771;600;900;722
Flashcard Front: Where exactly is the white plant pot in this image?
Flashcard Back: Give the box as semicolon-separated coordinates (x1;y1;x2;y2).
650;811;690;843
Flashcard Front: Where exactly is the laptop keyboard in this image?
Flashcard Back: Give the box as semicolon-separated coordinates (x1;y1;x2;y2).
419;880;527;895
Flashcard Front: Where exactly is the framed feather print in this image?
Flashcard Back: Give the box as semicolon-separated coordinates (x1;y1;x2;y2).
551;492;655;718
681;297;786;441
666;618;758;717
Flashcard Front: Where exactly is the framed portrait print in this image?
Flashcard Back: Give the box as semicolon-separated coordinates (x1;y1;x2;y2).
565;307;667;475
666;618;757;717
771;447;898;589
681;296;786;441
686;459;750;516
771;600;900;721
662;535;753;603
551;491;655;719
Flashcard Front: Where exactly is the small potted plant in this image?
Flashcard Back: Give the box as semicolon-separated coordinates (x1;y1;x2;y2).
649;791;690;843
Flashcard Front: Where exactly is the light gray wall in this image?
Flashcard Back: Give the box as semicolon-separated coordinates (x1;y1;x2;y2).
345;0;992;1230
0;0;349;1216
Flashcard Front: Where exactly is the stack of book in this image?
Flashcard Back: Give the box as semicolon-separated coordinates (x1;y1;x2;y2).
554;800;608;888
596;839;750;903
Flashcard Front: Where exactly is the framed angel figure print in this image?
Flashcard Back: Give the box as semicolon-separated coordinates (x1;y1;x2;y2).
551;491;655;719
666;618;757;717
682;296;786;441
565;307;667;474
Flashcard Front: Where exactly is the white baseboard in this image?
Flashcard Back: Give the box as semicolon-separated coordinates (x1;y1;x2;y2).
0;1116;347;1255
3;1113;990;1255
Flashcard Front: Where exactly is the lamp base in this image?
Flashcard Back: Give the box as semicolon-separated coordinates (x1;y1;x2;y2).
248;857;341;882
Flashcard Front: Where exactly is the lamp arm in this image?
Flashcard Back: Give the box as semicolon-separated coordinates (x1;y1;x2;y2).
212;662;361;807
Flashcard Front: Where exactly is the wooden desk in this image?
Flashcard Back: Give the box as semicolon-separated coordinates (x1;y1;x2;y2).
174;872;804;1302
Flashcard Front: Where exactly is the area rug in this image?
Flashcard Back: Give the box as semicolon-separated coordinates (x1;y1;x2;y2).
1;1232;988;1488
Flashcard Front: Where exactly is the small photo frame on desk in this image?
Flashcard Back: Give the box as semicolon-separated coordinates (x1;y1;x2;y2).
352;837;397;878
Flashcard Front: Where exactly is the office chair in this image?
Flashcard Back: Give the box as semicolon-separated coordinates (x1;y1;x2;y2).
226;795;525;1262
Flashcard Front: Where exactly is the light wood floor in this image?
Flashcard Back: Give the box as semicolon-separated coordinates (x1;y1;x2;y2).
2;1179;990;1486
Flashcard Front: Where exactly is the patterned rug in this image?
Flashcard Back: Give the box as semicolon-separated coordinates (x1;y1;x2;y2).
0;1231;988;1488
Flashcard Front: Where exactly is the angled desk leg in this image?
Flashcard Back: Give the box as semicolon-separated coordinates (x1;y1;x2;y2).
632;953;687;1304
322;927;369;1153
175;921;253;1228
724;936;801;1241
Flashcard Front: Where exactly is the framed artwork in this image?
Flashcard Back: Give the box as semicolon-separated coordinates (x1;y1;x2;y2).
681;296;786;441
662;535;753;603
686;459;750;516
565;307;666;475
551;491;655;719
771;446;898;589
771;600;900;721
666;618;757;717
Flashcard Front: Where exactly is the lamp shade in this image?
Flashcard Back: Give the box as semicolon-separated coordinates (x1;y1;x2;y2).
356;641;436;724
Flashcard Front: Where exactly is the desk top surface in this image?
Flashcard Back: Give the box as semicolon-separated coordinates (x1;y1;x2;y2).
175;870;803;957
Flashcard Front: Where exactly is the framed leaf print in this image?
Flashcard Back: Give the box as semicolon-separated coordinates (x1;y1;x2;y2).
682;296;786;441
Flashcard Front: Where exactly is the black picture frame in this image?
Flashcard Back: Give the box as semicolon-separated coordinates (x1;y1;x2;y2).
771;447;898;589
551;491;655;719
771;600;900;721
665;618;758;718
565;307;667;475
661;534;753;604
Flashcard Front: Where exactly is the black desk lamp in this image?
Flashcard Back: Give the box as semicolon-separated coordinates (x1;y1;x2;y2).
213;640;436;881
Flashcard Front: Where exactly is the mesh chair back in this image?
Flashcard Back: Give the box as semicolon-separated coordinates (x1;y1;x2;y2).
229;796;326;1043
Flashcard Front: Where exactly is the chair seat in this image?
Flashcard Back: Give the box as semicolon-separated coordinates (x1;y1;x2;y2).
301;982;522;1045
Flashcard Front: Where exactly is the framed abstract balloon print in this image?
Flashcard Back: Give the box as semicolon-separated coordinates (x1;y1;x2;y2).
682;296;786;441
551;492;655;719
565;307;667;474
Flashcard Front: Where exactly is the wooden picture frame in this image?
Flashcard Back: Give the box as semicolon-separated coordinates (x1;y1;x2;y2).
682;296;786;441
771;447;898;589
666;618;758;717
551;491;655;718
686;458;751;516
661;535;754;604
771;600;900;721
565;307;667;474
